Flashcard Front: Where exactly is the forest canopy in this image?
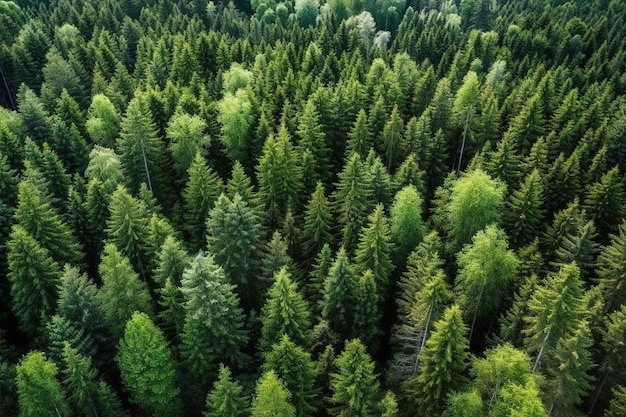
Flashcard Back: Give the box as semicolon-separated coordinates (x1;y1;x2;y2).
1;0;626;416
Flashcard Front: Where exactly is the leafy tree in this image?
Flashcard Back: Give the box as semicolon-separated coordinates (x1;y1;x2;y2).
447;169;505;248
7;225;61;338
251;371;296;417
167;112;211;177
260;267;311;351
597;220;626;311
322;247;358;339
488;380;548;417
443;390;484;417
116;312;182;417
606;386;626;417
86;94;120;148
263;335;318;417
180;255;248;383
184;152;224;250
382;105;405;171
16;351;70;417
389;185;426;266
14;180;82;265
85;146;125;194
206;193;261;307
403;305;469;417
330;339;380;417
97;243;152;340
218;90;254;164
204;365;249;417
456;225;519;339
452;71;480;174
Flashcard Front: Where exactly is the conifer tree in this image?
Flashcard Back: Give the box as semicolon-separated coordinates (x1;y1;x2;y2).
584;166;625;238
256;126;303;228
302;181;333;264
204;365;249;417
16;352;71;417
260;231;295;289
251;371;296;417
389;185;426;266
17;85;53;146
260;267;311;351
97;243;152;340
597;220;626;311
226;161;257;206
506;169;545;248
183;152;224;250
393;153;425;194
456;225;519;339
157;277;185;344
167;112;210;177
403;305;469;417
86;94;120;148
345;109;371;159
364;150;394;209
606;386;626;417
330;339;380;417
322;247;358;339
180;255;248;383
15;180;82;265
7;225;61;338
354;203;393;299
354;270;382;353
116;312;182;417
297;98;330;188
153;236;189;287
499;274;538;347
263;335;318;417
308;244;333;316
486;134;522;191
382;105;405;172
552;220;599;281
452;71;480;174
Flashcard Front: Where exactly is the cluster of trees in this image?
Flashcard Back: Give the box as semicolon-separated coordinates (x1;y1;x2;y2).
1;0;626;415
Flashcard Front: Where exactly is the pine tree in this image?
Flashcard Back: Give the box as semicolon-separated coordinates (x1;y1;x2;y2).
499;273;538;347
263;335;318;417
382;105;405;172
308;244;333;316
354;270;382;353
302;181;333;264
97;243;152;340
17;85;53;146
180;255;248;384
116;312;182;417
204;365;249;417
256;126;303;228
206;193;261;307
403;305;469;417
260;231;296;290
456;225;519;339
597;220;626;311
251;371;296;417
584;166;625;238
552;220;599;281
322;247;358;339
330;339;380;417
7;225;62;338
345;109;371;159
184;152;224;250
297;98;331;189
16;352;71;417
486;134;522;191
333;153;372;255
390;185;426;267
105;185;151;279
260;267;311;351
14;180;82;266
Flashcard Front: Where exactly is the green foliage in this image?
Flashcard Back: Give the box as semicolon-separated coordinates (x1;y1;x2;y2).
302;181;333;263
443;390;483;417
16;351;71;417
251;371;296;417
389;185;426;265
488;380;548;417
116;312;182;417
86;94;120;148
606;386;626;417
167;112;211;177
322;247;358;339
218;90;253;163
204;365;249;417
598;220;626;311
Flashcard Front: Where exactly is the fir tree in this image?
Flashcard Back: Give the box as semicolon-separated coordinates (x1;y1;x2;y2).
354;270;382;353
506;169;545;248
597;220;626;311
250;371;296;417
322;247;358;339
584;166;625;238
552;220;599;281
301;181;333;264
308;243;333;317
204;365;249;417
260;231;295;290
16;352;71;417
345;109;371;159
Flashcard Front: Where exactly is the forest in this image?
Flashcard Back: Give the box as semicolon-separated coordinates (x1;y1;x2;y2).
1;0;626;415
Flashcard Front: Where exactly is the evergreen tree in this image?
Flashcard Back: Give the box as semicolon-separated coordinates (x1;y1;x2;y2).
297;99;331;189
597;220;626;311
606;386;626;417
260;231;295;290
226;161;257;206
167;112;210;177
86;94;120;148
180;255;248;383
486;134;522;193
506;169;545;248
302;181;333;264
584;166;625;238
403;305;469;417
204;365;249;417
308;243;333;316
389;185;426;267
456;225;519;339
263;335;318;417
452;71;480;174
116;312;182;417
157;277;185;345
14;180;82;265
153;236;189;287
382;105;405;172
7;225;61;338
552;219;599;281
260;267;311;351
322;247;358;339
183;152;224;250
250;371;296;417
97;243;152;340
488;380;548;417
330;339;380;417
345;109;371;159
354;270;382;353
16;352;71;417
354;203;393;298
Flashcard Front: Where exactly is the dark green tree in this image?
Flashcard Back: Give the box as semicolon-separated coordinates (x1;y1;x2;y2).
552;220;599;281
597;220;626;311
345;109;371;159
354;270;382;353
322;247;358;339
16;352;70;417
116;312;182;417
506;169;545;248
606;386;626;417
308;243;333;316
302;181;333;265
584;166;625;238
260;231;295;289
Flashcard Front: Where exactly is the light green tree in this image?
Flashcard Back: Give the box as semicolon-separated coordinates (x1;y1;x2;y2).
251;371;296;417
16;352;71;417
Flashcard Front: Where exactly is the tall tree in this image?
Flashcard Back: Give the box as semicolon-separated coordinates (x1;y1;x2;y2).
452;71;480;174
382;105;405;172
597;219;626;311
301;181;333;265
506;169;545;248
584;166;625;238
167;112;211;178
116;312;182;417
16;352;71;417
329;339;380;417
322;247;358;339
86;94;120;148
204;365;249;417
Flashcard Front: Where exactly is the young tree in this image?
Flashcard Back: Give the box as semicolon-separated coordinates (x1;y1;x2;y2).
116;312;182;417
260;267;311;351
16;352;71;417
97;243;152;340
330;339;380;417
250;371;296;417
263;335;318;417
403;305;469;416
204;365;249;417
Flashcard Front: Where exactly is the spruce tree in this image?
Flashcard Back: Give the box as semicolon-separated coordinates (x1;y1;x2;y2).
7;225;62;338
302;181;333;264
204;365;249;417
260;231;296;290
116;312;182;417
382;105;405;172
506;169;545;248
330;339;380;417
389;185;426;267
584;166;625;238
183;152;224;250
403;305;469;417
354;270;382;353
297;98;331;188
263;335;318;417
308;243;333;316
597;220;626;311
16;352;71;417
552;220;599;281
260;267;311;351
226;161;257;206
251;371;296;417
322;247;358;339
345;109;371;159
